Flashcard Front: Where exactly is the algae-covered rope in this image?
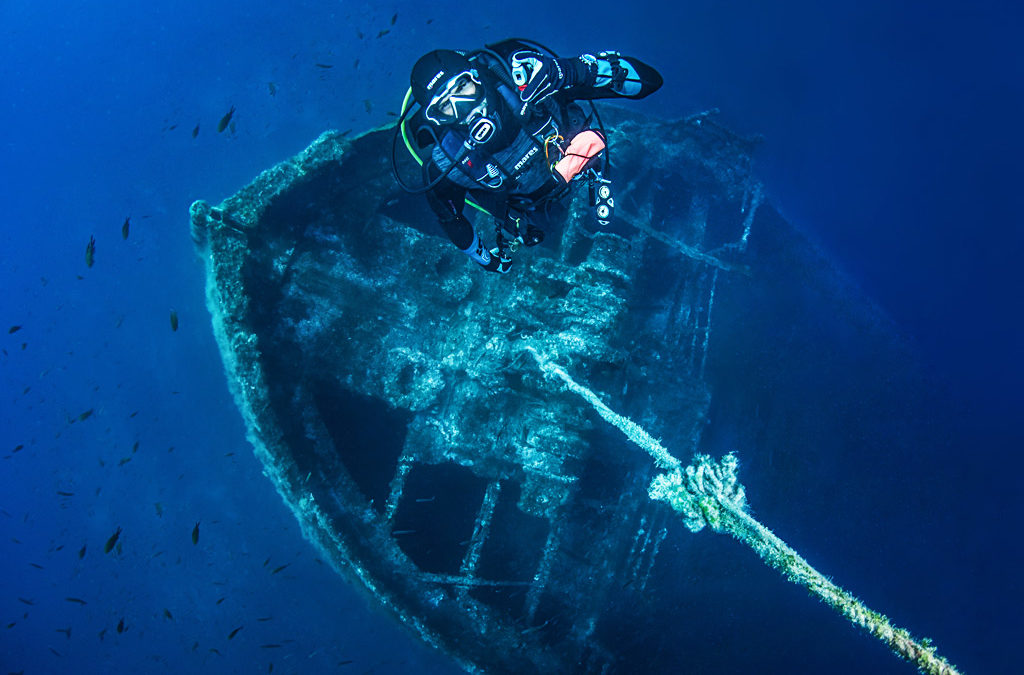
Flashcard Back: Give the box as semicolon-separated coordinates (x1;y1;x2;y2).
523;345;963;675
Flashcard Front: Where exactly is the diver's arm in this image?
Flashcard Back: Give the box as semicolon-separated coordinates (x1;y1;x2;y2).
426;174;511;274
515;51;663;103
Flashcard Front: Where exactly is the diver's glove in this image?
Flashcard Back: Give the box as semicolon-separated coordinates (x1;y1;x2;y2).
460;228;510;273
480;249;513;274
512;50;571;104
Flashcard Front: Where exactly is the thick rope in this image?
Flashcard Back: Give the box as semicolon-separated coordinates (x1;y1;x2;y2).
525;345;963;675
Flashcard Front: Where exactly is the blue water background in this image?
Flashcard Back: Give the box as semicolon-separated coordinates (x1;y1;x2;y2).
2;1;1021;673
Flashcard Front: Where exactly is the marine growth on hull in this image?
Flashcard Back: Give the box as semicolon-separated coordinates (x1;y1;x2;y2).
191;108;959;675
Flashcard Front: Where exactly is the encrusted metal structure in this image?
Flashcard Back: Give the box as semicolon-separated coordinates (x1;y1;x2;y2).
191;108;762;673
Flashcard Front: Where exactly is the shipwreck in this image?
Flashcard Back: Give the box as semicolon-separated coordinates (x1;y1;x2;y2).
190;107;960;674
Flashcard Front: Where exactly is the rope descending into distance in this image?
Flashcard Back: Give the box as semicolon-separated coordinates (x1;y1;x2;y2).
523;345;963;675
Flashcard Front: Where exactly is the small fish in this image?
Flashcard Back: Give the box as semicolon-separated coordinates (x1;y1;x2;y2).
13;444;23;453
121;216;130;240
267;81;276;96
191;521;199;545
17;597;34;606
269;664;274;673
260;644;282;649
163;608;173;620
154;502;163;517
338;660;354;666
217;105;235;133
353;58;359;69
85;235;96;267
170;310;179;332
57;491;74;497
390;12;397;25
215;596;225;605
78;544;86;559
98;628;107;641
363;99;372;113
49;647;63;657
78;409;94;422
427;18;433;24
56;626;71;639
118;457;131;466
256;616;273;622
104;526;122;553
8;325;21;334
192;123;200;138
29;562;44;569
65;597;87;605
263;557;270;567
6;621;15;628
315;63;333;69
116;618;125;633
209;648;221;655
391;529;415;536
132;441;139;453
271;563;289;575
227;625;243;639
377;29;390;38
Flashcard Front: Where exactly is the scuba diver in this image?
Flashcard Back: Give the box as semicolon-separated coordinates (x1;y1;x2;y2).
393;39;663;273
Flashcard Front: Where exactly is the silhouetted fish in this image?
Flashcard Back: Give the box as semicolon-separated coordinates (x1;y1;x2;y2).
116;618;125;633
78;409;94;422
8;325;21;334
217;106;235;133
192;123;200;138
315;63;333;69
170;310;179;332
228;625;243;639
65;597;87;605
85;236;95;267
163;608;173;620
191;521;199;545
104;526;121;553
78;544;86;559
391;13;397;25
122;216;130;240
271;563;289;575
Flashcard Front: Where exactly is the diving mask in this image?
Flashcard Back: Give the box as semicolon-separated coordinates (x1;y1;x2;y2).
424;71;486;126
